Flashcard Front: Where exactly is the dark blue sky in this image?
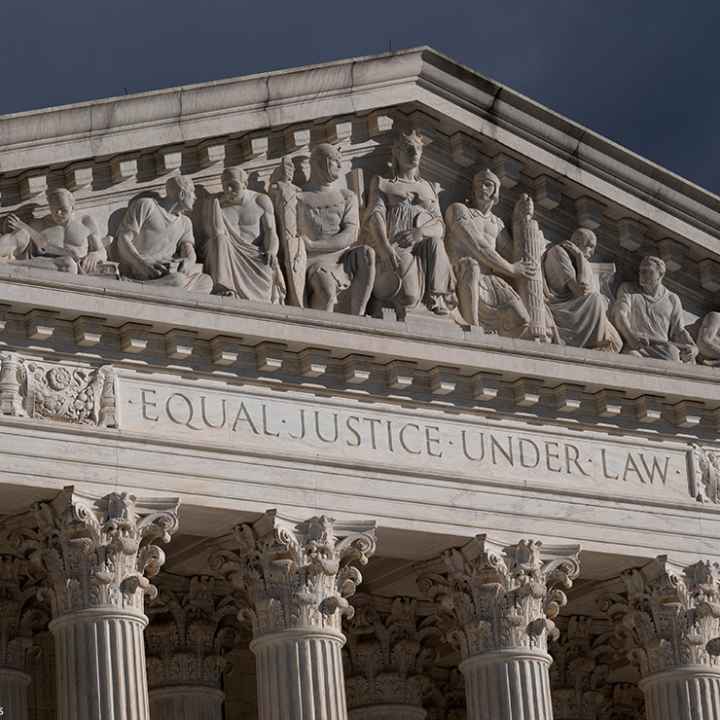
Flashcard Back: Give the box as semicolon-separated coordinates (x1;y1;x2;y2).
1;0;718;192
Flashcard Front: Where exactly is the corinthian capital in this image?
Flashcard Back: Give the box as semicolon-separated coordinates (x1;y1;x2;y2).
31;486;180;617
0;522;48;672
145;575;241;690
601;555;720;677
343;594;440;710
210;509;376;638
417;535;581;658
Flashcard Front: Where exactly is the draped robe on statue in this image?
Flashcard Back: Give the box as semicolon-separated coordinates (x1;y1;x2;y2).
203;198;285;303
544;242;621;351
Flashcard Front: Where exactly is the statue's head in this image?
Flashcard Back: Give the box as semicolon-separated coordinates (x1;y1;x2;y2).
471;168;501;209
392;129;424;176
310;144;343;185
166;175;196;213
570;228;597;260
46;188;75;225
222;166;249;200
279;155;295;183
639;255;665;291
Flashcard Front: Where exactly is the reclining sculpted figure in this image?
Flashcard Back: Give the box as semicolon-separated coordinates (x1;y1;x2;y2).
364;129;454;319
110;175;212;293
0;189;108;273
612;255;697;362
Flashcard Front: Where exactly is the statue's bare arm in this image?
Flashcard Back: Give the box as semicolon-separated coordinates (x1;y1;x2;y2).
446;204;534;280
258;194;279;262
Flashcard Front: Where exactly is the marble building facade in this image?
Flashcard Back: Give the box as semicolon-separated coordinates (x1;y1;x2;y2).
0;47;719;719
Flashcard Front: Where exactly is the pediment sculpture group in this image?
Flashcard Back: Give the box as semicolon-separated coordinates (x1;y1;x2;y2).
1;129;719;365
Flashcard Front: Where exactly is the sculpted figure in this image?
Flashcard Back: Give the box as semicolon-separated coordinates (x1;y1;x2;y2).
0;189;107;273
612;255;697;362
202;166;285;303
696;311;720;365
544;228;622;351
110;175;212;293
445;169;542;338
290;144;375;314
270;156;305;307
364;130;453;318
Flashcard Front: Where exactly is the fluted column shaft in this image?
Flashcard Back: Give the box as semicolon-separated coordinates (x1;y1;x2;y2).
253;628;347;720
149;686;224;720
640;667;720;720
51;609;149;720
212;511;377;720
418;536;581;720
32;488;180;720
0;667;31;720
461;650;553;720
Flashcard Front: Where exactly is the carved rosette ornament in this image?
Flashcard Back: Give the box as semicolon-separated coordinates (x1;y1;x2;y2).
600;556;720;720
0;352;118;427
146;576;241;720
31;487;180;720
211;509;376;720
417;535;581;720
343;594;440;719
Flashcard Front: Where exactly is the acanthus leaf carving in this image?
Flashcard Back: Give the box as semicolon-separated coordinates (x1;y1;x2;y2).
209;509;376;638
599;555;720;678
31;487;179;617
145;575;242;690
417;535;581;659
343;594;440;710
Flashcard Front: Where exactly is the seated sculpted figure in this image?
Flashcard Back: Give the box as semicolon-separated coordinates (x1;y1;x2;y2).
0;189;108;273
365;130;453;318
202;166;285;303
110;175;212;293
696;311;720;365
544;228;622;351
445;168;536;336
612;255;697;362
291;144;375;314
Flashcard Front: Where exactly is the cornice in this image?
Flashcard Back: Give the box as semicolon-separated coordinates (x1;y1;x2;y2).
1;47;718;251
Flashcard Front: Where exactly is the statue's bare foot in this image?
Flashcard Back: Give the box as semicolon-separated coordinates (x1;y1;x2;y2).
429;296;449;316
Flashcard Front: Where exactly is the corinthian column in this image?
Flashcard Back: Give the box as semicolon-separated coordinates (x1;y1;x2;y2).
0;526;47;720
211;509;376;720
602;556;720;720
146;576;239;720
344;594;439;720
32;487;180;720
418;535;581;720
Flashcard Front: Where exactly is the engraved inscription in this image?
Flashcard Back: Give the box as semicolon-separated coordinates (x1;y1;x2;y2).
123;382;688;500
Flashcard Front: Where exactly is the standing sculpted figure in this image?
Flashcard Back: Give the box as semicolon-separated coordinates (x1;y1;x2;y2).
364;130;454;318
110;175;212;293
445;169;542;338
0;189;108;273
612;255;697;362
270;155;305;307
201;166;285;303
544;228;622;351
287;143;375;314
